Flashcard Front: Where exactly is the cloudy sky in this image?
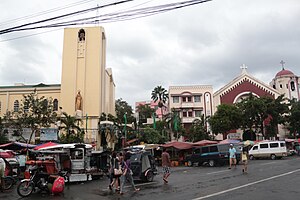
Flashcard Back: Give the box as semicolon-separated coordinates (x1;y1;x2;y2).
0;0;299;108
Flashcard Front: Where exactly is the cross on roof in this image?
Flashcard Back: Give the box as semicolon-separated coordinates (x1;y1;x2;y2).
240;64;247;70
280;60;285;70
240;64;248;74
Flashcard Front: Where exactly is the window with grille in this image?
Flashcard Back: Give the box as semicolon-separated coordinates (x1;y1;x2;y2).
14;100;19;112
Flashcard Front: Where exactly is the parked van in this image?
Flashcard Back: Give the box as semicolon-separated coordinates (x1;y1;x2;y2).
185;143;242;167
249;141;287;160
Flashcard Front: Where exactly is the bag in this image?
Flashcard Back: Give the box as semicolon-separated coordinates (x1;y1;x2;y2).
52;176;65;194
114;168;123;176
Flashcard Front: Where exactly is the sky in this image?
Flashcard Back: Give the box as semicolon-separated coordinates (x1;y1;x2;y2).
0;0;300;108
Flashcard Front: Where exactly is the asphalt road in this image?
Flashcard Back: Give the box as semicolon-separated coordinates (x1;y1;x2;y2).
1;156;300;200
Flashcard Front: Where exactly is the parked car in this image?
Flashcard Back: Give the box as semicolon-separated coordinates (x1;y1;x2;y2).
185;143;242;167
248;141;287;160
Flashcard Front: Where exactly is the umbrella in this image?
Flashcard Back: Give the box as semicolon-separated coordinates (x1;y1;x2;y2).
242;140;255;147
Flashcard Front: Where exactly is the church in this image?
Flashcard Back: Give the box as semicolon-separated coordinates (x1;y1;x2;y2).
0;27;116;150
213;63;300;140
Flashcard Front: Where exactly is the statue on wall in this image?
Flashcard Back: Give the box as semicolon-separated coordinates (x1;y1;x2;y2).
75;90;83;111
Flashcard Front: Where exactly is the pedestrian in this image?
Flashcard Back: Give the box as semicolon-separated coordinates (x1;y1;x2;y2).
161;148;171;183
228;144;237;169
119;152;140;195
0;156;6;192
241;146;249;173
109;152;121;192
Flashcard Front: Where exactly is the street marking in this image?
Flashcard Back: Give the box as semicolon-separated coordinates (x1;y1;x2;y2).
206;170;229;175
259;161;276;166
123;181;156;189
192;168;300;200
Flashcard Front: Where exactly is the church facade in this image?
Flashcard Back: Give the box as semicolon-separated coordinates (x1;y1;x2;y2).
0;27;115;150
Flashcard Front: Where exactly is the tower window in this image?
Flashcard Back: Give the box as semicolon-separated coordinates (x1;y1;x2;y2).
273;85;276;89
78;29;85;41
280;84;282;89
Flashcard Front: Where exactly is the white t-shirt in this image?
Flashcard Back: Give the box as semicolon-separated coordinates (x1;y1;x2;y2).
0;157;6;177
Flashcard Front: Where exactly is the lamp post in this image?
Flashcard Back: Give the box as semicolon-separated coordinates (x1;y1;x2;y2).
123;112;127;148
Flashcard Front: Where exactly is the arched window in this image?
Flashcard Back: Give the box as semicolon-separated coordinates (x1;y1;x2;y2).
291;81;295;91
14;100;19;112
53;99;58;111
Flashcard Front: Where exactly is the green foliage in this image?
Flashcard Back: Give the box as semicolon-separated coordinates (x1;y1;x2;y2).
115;98;135;124
0;117;9;144
60;130;84;144
3;92;57;144
287;100;300;136
209;104;242;135
140;127;166;144
151;86;169;107
184;115;212;142
136;104;155;126
59;112;83;143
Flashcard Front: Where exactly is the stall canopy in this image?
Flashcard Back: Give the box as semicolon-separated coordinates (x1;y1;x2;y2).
160;141;193;150
192;140;218;146
0;142;36;150
219;139;240;144
34;142;59;150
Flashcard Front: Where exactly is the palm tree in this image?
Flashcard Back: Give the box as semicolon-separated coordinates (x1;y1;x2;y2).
151;86;169;118
59;112;82;143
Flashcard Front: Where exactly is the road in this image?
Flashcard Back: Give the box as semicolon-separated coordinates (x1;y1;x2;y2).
1;156;300;200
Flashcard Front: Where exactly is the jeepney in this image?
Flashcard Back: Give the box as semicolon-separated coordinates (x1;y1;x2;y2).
34;143;98;182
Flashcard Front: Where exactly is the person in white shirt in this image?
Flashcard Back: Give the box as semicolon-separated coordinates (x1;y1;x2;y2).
0;157;6;192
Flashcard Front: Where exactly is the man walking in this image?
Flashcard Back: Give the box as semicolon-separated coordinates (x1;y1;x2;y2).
228;144;237;169
161;148;171;183
0;157;6;192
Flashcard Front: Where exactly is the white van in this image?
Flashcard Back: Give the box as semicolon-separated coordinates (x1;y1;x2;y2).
249;141;287;160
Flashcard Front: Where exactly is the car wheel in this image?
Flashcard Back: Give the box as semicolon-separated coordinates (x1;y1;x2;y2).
208;160;215;167
249;155;254;160
187;160;193;167
271;154;276;160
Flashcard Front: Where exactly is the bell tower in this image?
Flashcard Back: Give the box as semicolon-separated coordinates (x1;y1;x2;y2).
60;27;107;137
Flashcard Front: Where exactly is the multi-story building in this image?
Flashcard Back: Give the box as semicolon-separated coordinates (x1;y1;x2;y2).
168;85;214;135
0;27;116;150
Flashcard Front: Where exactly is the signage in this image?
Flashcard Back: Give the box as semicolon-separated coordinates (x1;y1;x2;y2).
40;128;58;141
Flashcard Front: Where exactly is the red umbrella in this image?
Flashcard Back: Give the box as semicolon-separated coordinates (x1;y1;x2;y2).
34;142;58;150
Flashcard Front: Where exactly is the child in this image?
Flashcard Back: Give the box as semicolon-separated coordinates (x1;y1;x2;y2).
241;146;249;173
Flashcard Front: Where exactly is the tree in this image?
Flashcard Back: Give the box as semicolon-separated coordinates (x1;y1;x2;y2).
59;112;83;143
184;115;212;142
115;98;135;124
0;117;8;144
287;100;300;138
136;104;155;125
140;127;165;144
4;92;57;144
151;86;168;117
209;104;241;137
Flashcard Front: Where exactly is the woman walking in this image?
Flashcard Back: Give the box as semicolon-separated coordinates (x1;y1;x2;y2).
109;152;121;191
119;152;140;195
241;146;249;173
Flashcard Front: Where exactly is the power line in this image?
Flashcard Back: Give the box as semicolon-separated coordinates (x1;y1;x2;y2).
0;0;212;42
0;0;94;27
0;0;134;35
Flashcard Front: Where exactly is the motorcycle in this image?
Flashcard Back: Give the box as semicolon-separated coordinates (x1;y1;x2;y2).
17;165;67;197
